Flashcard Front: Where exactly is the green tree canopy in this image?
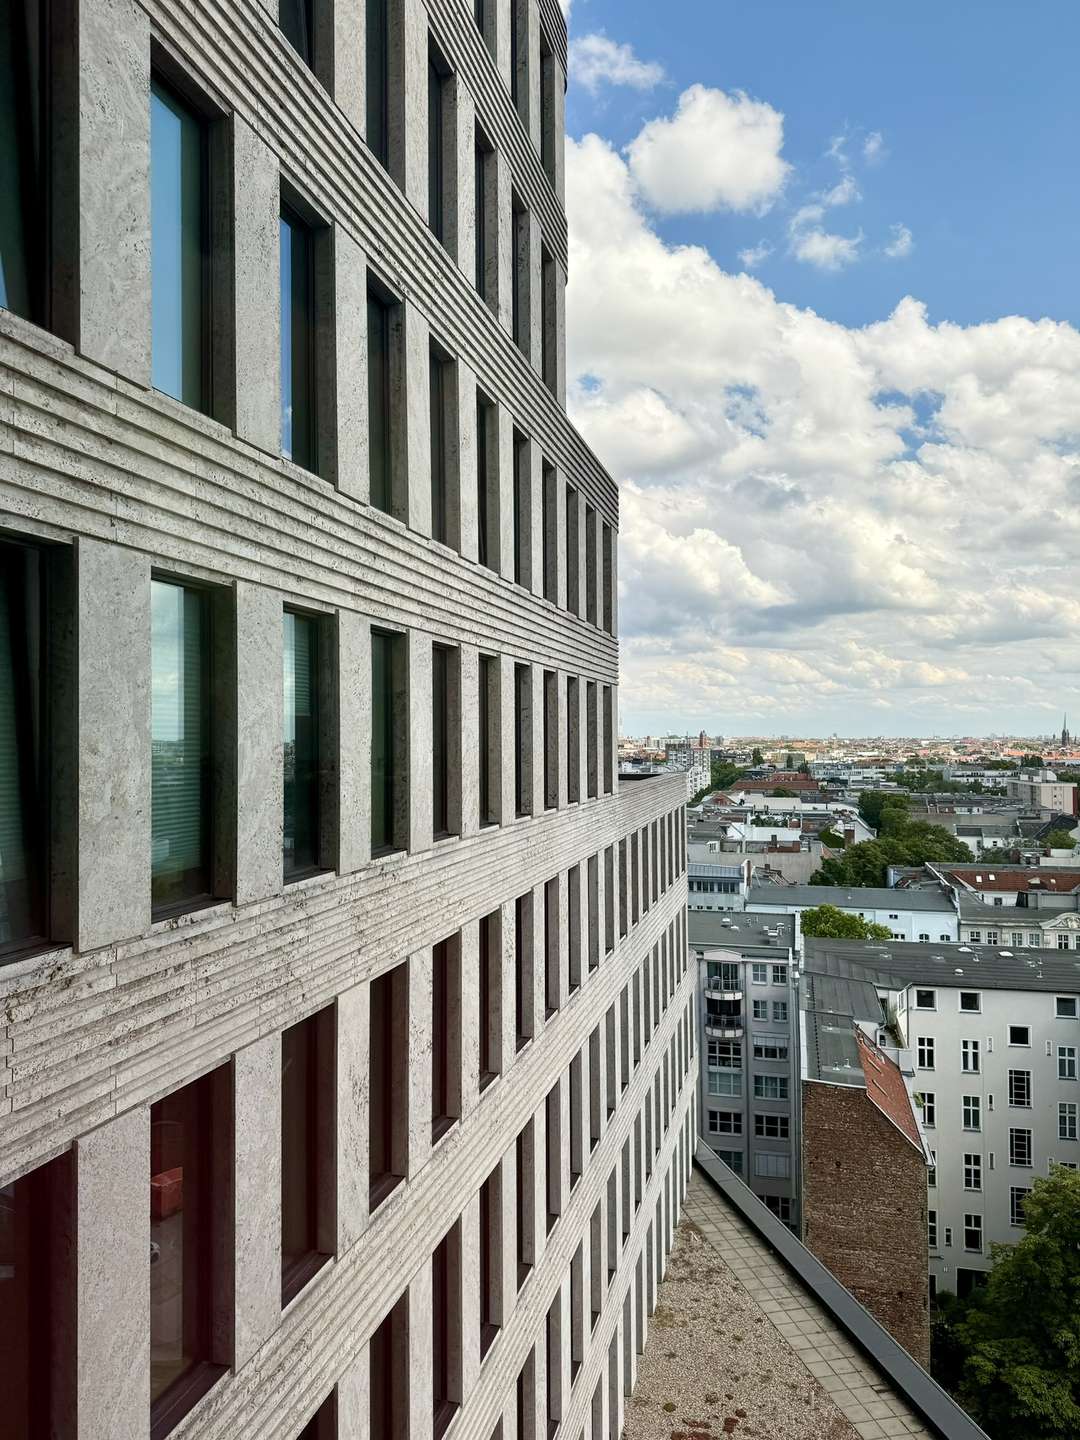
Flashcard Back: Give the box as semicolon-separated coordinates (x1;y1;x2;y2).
810;824;972;887
818;827;846;849
1020;754;1045;768
770;786;797;797
1044;829;1077;851
939;1167;1080;1439
709;762;747;793
799;904;892;940
751;747;764;765
857;791;910;831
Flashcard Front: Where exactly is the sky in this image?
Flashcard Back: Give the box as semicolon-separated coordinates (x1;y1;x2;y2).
558;0;1080;740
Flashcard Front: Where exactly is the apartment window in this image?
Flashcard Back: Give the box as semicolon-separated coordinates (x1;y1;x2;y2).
922;1091;936;1126
544;877;559;1017
917;1036;935;1069
432;1224;462;1439
151;76;208;410
0;1151;74;1436
541;463;557;602
708;1109;742;1135
585;506;598;624
428;43;451;245
566;676;581;804
602;524;614;633
1060;1045;1078;1081
753;1035;789;1062
751;963;768;985
1059;933;1071;950
565;485;579;612
917;989;937;1010
515;664;532;816
512;192;529;354
283;610;324;880
962;1094;980;1131
515;892;534;1050
546;1085;561;1233
370;963;408;1207
541;246;556;392
1009;1127;1033;1167
479;910;501;1090
961;1039;980;1074
1056;996;1078;1018
603;686;614;795
754;1113;790;1139
959;991;981;1012
963;1153;982;1191
1059;1101;1079;1140
754;1152;791;1179
1029;933;1042;948
371;630;406;853
568;866;582;993
753;1074;788;1101
432;936;462;1142
708;1039;740;1069
150;1068;228;1428
752;1000;768;1022
1009;1024;1030;1046
370;1294;408;1440
367;282;398;515
280;203;317;472
963;1214;982;1253
479;1166;502;1357
539;29;556;182
928;1209;937;1248
928;1150;937;1186
513;429;529;584
717;1149;743;1175
543;671;558;810
365;0;390;165
478;655;498;827
772;964;787;985
280;0;315;63
281;1010;332;1305
604;846;615;953
475;126;494;304
516;1122;535;1285
429;342;452;545
477;391;496;570
586;682;598;799
1009;1186;1030;1227
432;645;459;840
1008;1069;1031;1107
569;1051;583;1187
773;1000;788;1022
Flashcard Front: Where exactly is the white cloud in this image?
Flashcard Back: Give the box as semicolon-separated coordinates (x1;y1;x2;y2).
738;241;773;271
791;227;863;270
884;223;914;259
863;130;886;164
626;85;791;216
564;125;1080;734
569;34;664;94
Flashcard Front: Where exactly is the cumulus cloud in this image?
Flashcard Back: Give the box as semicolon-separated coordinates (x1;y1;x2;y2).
791;228;863;270
863;130;886;164
626;85;791;215
884;223;914;259
738;241;773;271
569;34;664;93
564;125;1080;733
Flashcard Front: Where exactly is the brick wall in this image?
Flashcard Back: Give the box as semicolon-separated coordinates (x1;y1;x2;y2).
801;1083;930;1365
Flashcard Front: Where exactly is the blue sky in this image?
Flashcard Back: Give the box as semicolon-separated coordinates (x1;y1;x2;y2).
560;0;1080;739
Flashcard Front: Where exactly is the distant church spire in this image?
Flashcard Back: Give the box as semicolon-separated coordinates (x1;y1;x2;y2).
1063;714;1071;748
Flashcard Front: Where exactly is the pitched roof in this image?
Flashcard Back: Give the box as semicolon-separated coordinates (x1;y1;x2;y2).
856;1029;923;1149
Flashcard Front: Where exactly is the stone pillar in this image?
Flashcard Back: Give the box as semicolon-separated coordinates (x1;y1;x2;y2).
337;982;370;1251
233;1034;280;1366
335;227;370;504
459;918;481;1117
456;358;479;563
408;945;434;1178
232;116;281;454
404;301;432;537
338;610;371;873
235;582;283;905
337;1337;369;1439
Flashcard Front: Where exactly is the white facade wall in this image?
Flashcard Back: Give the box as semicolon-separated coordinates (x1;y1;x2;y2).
750;898;959;944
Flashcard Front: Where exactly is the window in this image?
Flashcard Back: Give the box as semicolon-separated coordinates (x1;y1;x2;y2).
773;1000;788;1023
516;1123;535;1286
602;524;614;633
281;1010;332;1305
370;1293;408;1438
150;579;215;915
752;1000;768;1021
753;1152;791;1179
963;1153;982;1191
283;610;323;880
754;1113;790;1139
545;1295;562;1437
772;964;788;985
585;505;598;625
918;933;930;942
1009;1025;1030;1046
0;1151;74;1435
544;878;559;1018
959;991;981;1012
280;0;314;63
917;1036;935;1069
963;1213;982;1252
707;1110;742;1135
986;930;999;944
546;1085;561;1233
429;342;451;545
1029;933;1042;948
717;1149;743;1174
968;930;981;944
1059;933;1071;950
708;1040;740;1069
565;675;580;805
512;192;529;355
928;1150;937;1186
922;1091;936;1126
428;43;450;245
962;1094;980;1131
1057;996;1079;1018
1059;1046;1078;1081
586;682;598;800
961;1039;980;1074
151;1068;228;1428
513;429;529;585
298;1394;336;1438
751;963;768;985
565;483;579;613
1010;1186;1030;1227
707;1070;741;1097
1009;1127;1032;1167
541;462;557;603
753;1074;788;1101
543;671;557;811
432;936;461;1142
432;645;459;840
515;892;534;1050
540;245;556;392
280;203;317;472
752;1035;789;1062
474;126;494;304
1008;1069;1031;1107
478;655;498;828
432;1224;461;1439
515;664;532;816
371;630;406;852
151;77;208;410
477;391;496;570
539;29;556;182
367;282;398;515
370;963;408;1207
927;1209;937;1248
365;0;390;166
1059;1102;1078;1141
479;910;501;1091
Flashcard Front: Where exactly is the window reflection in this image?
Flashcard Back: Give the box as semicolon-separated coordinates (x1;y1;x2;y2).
151;78;206;409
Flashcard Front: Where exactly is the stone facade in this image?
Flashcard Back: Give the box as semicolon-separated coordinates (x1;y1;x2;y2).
0;0;697;1435
801;1080;930;1365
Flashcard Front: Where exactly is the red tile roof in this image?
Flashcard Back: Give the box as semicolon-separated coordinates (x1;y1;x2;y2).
944;867;1080;892
855;1030;922;1150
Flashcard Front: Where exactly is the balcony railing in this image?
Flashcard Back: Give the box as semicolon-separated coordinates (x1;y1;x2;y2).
704;1015;744;1039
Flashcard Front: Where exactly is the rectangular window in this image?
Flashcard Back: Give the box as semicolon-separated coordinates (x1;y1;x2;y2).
751;963;768;985
371;630;406;853
539;30;556;181
432;645;459;840
1009;1069;1032;1107
604;845;615;953
1059;1045;1078;1081
963;1153;982;1191
773;1000;788;1022
601;524;614;633
515;892;534;1050
717;1149;743;1175
961;1039;980;1073
752;1035;789;1062
477;391;495;570
428;45;449;245
513;429;529;585
585;506;598;625
566;676;581;804
753;1074;788;1101
928;1209;937;1248
479;909;501;1090
542;463;557;602
281;1010;332;1305
280;0;314;63
590;1204;602;1326
367;284;396;513
753;1152;791;1179
515;664;532;816
370;1294;408;1439
772;964;787;985
1059;1102;1078;1141
752;999;768;1022
429;343;451;545
478;654;498;828
586;682;598;800
962;1094;980;1131
516;1122;535;1286
707;1110;742;1135
280;204;317;471
959;991;981;1012
544;877;559;1017
568;865;582;993
283;610;322;880
151;1068;228;1426
365;0;390;165
543;670;558;810
151;76;207;410
541;245;556;392
151;579;213;916
963;1214;982;1252
1010;1186;1030;1227
917;1035;935;1069
603;686;614;795
1009;1024;1031;1046
474;126;493;303
569;1051;583;1188
1009;1128;1033;1167
432;1224;461;1439
479;1166;501;1357
546;1085;561;1233
512;192;529;354
432;936;462;1142
370;962;408;1207
754;1113;790;1139
0;1151;74;1435
565;484;579;613
1056;997;1078;1018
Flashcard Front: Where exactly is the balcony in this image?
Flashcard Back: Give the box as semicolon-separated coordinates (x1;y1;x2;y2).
704;1015;744;1039
704;979;743;1002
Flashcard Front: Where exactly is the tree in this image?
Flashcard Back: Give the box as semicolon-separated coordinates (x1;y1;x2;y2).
818;827;846;849
800;905;892;940
751;747;764;766
857;791;910;831
940;1167;1080;1439
797;762;811;775
770;786;797;797
709;762;746;793
1020;754;1045;768
809;825;972;887
1044;830;1077;851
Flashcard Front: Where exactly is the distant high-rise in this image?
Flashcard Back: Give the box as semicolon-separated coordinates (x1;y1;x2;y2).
1063;714;1071;747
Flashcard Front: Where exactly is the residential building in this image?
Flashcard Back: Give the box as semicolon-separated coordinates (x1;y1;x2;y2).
1005;775;1078;814
0;4;695;1437
747;883;960;943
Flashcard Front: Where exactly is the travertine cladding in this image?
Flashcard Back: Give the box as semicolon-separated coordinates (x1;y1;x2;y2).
0;0;698;1434
801;1082;931;1366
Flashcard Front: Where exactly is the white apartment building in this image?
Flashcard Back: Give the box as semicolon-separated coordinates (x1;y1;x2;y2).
0;3;697;1437
1005;776;1077;812
747;884;960;943
804;939;1080;1300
